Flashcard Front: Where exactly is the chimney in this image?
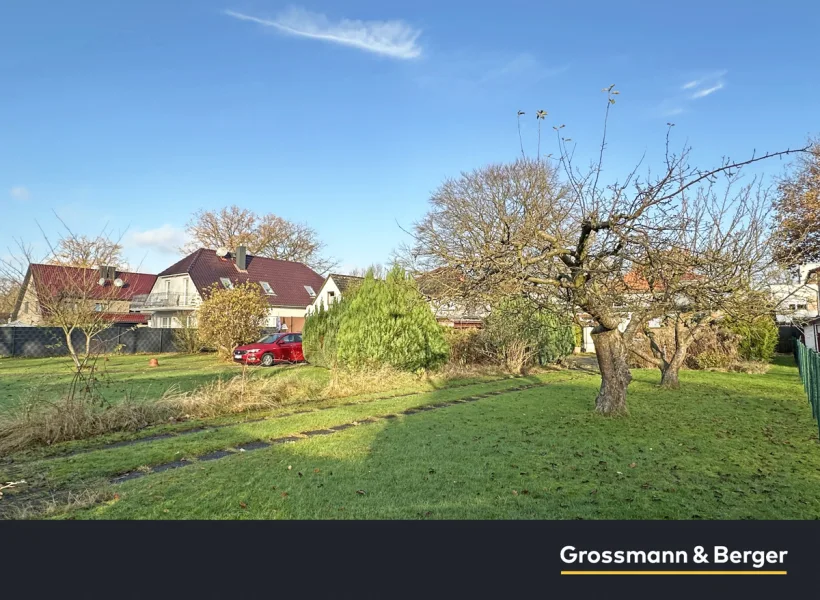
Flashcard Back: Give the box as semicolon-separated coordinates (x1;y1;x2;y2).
236;246;247;271
98;265;116;281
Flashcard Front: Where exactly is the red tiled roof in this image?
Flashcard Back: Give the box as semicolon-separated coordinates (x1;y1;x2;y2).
101;313;150;324
29;264;157;301
159;249;324;308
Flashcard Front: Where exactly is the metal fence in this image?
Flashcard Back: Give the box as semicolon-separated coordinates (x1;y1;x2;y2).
794;340;820;438
0;326;179;358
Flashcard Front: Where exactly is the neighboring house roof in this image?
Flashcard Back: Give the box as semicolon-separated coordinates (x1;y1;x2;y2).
159;248;325;308
28;264;157;301
326;274;363;294
620;269;702;293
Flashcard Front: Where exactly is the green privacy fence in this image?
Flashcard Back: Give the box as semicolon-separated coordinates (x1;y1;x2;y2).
794;340;820;439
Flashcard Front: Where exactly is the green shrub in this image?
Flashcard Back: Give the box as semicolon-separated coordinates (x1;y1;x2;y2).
305;266;449;372
573;324;583;349
443;327;487;365
726;316;778;362
172;322;204;354
303;297;350;368
481;296;574;373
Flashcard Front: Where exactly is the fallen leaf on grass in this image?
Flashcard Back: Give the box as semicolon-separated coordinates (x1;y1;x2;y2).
314;469;320;474
512;490;519;496
629;462;637;468
356;490;367;495
239;502;247;509
281;492;289;498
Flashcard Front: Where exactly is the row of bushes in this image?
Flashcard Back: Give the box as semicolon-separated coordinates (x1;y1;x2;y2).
629;316;779;371
303;268;576;374
445;297;575;374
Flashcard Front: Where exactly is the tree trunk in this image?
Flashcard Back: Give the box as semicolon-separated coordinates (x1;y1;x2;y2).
592;327;632;415
659;364;679;389
64;328;81;369
658;338;693;389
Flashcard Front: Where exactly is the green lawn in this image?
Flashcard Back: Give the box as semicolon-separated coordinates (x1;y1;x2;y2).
0;353;329;411
5;356;818;520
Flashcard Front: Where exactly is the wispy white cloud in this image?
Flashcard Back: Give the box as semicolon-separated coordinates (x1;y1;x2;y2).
10;186;30;201
224;7;422;59
691;82;724;99
125;225;187;255
655;70;727;118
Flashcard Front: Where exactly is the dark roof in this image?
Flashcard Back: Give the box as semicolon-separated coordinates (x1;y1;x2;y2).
29;264;157;301
328;274;364;294
159;249;324;308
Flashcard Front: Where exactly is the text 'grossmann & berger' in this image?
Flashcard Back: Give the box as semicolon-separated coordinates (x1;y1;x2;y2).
560;546;788;570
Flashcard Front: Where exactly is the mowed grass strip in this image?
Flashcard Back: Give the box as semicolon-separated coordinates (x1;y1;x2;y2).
63;359;820;520
12;372;577;490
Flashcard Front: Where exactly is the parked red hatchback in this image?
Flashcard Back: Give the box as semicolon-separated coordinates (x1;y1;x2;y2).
233;333;305;366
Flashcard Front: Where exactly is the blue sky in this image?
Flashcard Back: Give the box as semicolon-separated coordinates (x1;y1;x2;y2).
2;0;818;274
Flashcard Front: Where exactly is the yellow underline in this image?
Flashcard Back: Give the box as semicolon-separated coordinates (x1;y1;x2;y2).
561;571;787;576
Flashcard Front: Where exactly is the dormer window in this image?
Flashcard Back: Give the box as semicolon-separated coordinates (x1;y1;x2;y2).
220;277;234;289
259;281;276;295
304;285;316;298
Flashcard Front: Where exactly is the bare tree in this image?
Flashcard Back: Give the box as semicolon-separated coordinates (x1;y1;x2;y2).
405;87;808;414
32;266;123;368
348;263;389;279
49;234;125;269
621;179;778;388
183;205;338;274
772;137;820;266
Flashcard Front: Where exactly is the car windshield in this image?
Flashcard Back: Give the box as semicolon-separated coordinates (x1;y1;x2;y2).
257;334;285;344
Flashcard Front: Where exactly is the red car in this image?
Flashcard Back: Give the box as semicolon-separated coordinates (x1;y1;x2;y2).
233;333;305;366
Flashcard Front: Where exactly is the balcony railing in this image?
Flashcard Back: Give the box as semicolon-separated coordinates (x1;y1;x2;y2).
130;292;201;309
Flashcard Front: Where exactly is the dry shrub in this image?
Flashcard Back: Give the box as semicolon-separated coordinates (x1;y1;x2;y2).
728;361;771;374
2;487;114;520
163;365;419;419
324;366;418;400
443;328;488;366
160;370;327;419
629;325;740;370
0;398;178;455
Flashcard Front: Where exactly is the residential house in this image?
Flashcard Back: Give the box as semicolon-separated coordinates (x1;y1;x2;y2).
308;274;363;313
789;264;820;351
11;264;157;326
415;267;488;329
132;247;324;332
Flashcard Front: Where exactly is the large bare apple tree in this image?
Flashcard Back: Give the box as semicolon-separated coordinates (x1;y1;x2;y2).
406;87;807;414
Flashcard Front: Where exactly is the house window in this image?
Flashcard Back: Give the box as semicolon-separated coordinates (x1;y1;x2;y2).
186;315;197;327
328;291;335;298
220;277;234;289
259;281;276;295
23;301;29;313
161;316;170;328
304;285;316;298
94;303;103;312
789;303;808;311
